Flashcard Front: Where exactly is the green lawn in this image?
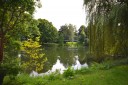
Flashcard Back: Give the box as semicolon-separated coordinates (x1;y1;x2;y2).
3;65;128;85
46;65;128;85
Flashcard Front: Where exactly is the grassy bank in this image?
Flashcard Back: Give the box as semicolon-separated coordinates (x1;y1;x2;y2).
3;64;128;85
42;42;86;48
46;65;128;85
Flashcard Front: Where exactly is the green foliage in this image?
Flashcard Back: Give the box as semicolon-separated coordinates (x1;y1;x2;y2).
0;0;39;39
0;56;21;80
21;37;47;72
58;24;76;42
65;42;78;48
57;34;64;46
63;67;75;79
84;0;128;58
75;67;91;74
90;62;111;71
45;71;61;81
3;65;128;85
43;43;58;47
75;61;113;74
3;72;62;85
2;58;128;85
0;39;21;79
59;25;69;42
38;19;58;44
68;24;76;42
78;25;87;44
0;1;41;85
0;0;41;63
3;74;46;85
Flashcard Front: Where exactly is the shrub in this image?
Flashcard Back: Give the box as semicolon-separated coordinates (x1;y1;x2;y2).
21;38;47;73
75;67;91;74
90;60;113;71
43;71;62;81
0;57;21;80
63;67;75;79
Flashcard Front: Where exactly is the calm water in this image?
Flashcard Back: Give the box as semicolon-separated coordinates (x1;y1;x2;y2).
42;46;89;73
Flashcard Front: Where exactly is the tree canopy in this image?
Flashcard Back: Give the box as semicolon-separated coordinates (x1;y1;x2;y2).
84;0;128;59
78;25;87;44
38;19;58;44
59;24;76;42
0;0;41;62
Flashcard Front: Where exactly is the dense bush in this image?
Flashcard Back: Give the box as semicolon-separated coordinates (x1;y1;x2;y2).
63;67;75;79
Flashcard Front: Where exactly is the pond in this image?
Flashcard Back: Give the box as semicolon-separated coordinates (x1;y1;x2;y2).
41;46;89;73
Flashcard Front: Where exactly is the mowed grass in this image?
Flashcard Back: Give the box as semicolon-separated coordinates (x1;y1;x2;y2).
44;65;128;85
3;65;128;85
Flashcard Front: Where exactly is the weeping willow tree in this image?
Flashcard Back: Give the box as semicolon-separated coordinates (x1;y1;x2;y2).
84;0;128;59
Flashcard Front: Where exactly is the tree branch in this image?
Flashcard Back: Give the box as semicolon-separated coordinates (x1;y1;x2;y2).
4;9;24;35
6;9;16;29
0;6;8;34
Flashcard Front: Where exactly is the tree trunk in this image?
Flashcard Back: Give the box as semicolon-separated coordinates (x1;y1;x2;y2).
0;73;5;85
0;33;5;85
0;34;4;62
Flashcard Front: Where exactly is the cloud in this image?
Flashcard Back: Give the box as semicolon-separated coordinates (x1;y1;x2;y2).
34;0;86;30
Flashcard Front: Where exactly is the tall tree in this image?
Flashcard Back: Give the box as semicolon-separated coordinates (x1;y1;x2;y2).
59;24;76;42
0;0;40;62
59;24;69;42
78;25;87;44
68;24;76;42
38;19;58;44
84;0;128;58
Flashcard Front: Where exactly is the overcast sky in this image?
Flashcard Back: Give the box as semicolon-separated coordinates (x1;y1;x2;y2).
34;0;86;30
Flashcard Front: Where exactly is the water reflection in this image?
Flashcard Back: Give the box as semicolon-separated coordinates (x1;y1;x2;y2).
42;46;88;72
51;59;65;73
30;55;88;76
72;56;88;70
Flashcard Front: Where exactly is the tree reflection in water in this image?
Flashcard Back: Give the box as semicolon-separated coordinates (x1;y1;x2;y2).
30;55;88;76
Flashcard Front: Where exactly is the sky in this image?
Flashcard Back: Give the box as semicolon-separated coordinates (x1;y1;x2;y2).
34;0;86;30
